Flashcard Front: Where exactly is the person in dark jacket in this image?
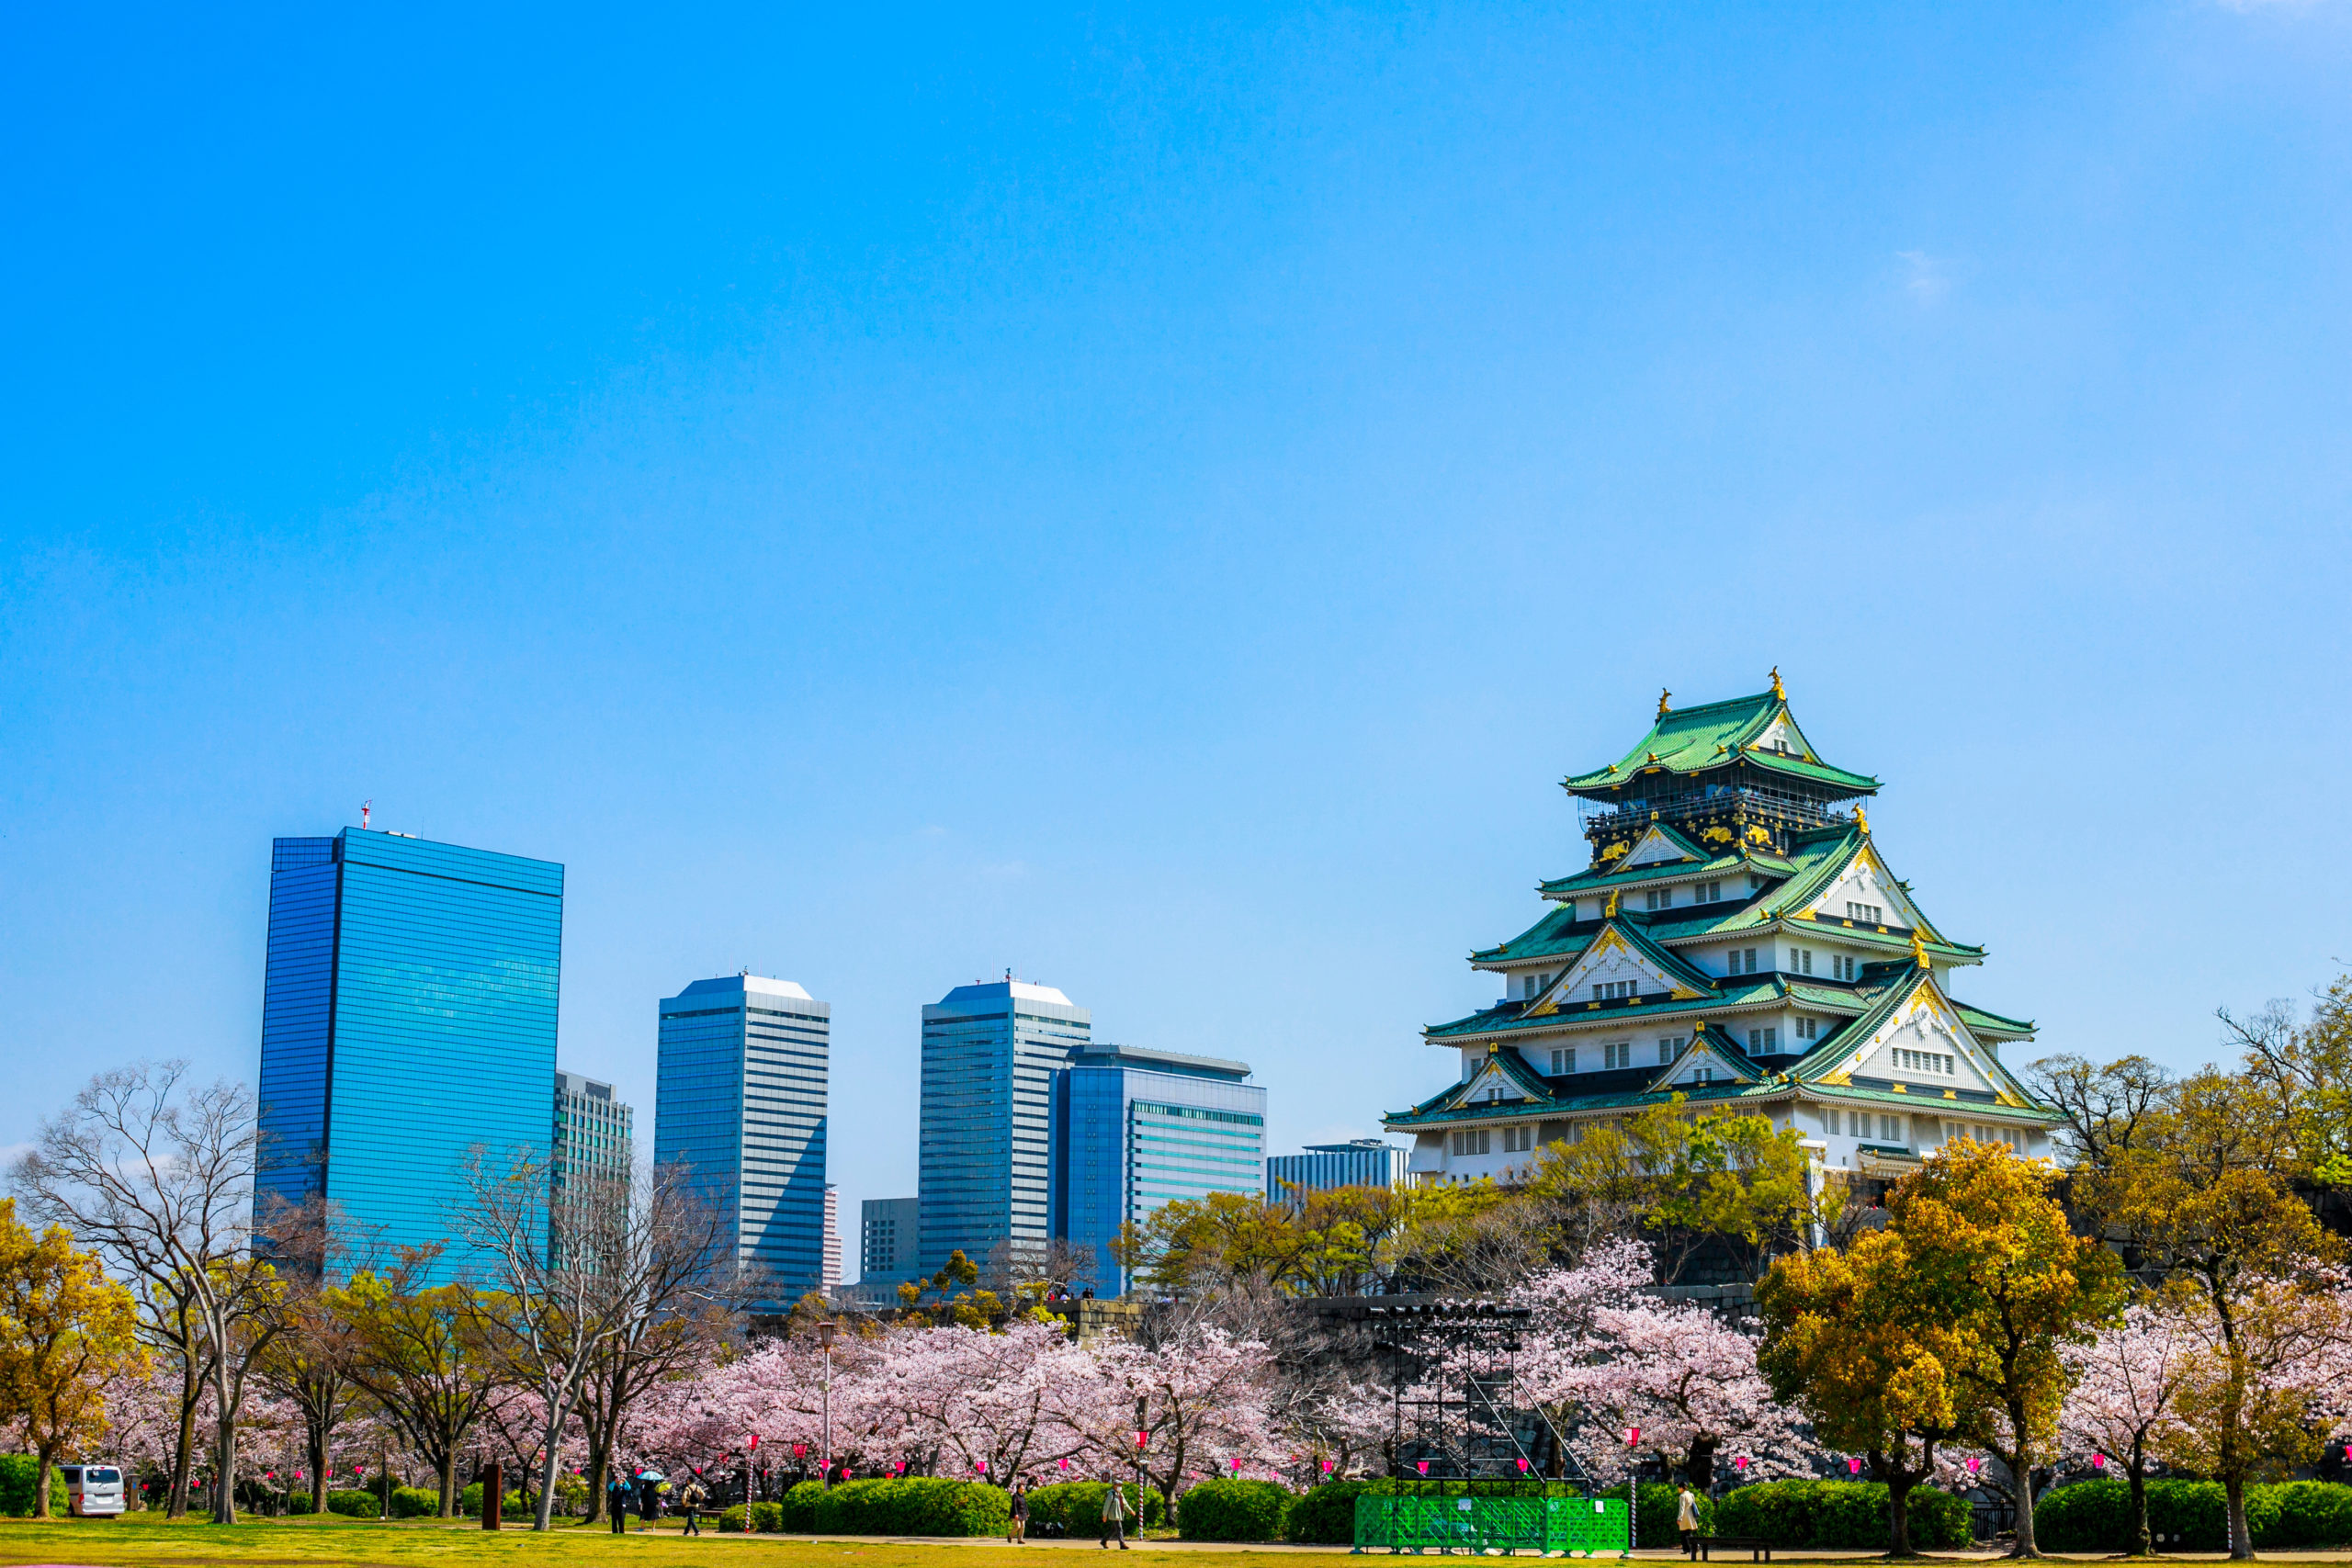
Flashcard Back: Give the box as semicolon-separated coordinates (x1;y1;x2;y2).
1008;1483;1028;1544
607;1474;630;1533
639;1475;662;1525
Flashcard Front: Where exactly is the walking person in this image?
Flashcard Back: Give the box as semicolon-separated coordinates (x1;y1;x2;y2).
1099;1479;1129;1550
639;1474;662;1528
681;1476;706;1536
1008;1482;1028;1544
1677;1483;1701;1557
607;1473;631;1534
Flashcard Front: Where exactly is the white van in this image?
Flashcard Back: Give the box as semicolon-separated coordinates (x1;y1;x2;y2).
62;1464;126;1517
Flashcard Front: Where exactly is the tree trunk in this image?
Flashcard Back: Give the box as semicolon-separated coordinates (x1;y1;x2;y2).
1685;1433;1720;1489
2223;1475;2254;1561
309;1419;330;1516
2004;1436;2041;1558
1886;1478;1915;1559
168;1384;198;1517
2128;1461;2151;1557
438;1447;458;1517
584;1434;612;1524
212;1409;239;1523
33;1451;55;1519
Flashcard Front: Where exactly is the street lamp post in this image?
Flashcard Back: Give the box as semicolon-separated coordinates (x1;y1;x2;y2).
819;1321;838;1486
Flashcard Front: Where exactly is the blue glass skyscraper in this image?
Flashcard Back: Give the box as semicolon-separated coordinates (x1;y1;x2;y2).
1050;1043;1265;1293
254;829;562;1272
653;974;830;1303
917;980;1090;1277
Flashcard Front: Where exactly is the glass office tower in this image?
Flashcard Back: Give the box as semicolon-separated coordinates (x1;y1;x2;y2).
917;980;1089;1277
1050;1043;1265;1293
1265;1138;1408;1201
254;829;563;1273
653;974;830;1303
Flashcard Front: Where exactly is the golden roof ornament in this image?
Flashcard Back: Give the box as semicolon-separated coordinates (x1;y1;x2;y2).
1911;930;1931;970
1604;888;1620;919
1657;688;1672;717
1855;805;1870;835
1769;666;1786;700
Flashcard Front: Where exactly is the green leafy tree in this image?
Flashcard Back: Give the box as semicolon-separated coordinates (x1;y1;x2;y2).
1884;1142;2126;1557
0;1199;148;1517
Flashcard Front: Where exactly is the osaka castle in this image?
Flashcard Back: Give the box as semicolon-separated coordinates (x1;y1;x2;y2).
1385;674;2062;1189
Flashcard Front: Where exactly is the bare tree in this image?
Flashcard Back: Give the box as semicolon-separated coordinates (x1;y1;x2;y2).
461;1150;733;1530
250;1197;370;1517
10;1062;280;1523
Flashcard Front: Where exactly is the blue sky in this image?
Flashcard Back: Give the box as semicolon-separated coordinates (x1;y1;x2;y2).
6;3;2350;1258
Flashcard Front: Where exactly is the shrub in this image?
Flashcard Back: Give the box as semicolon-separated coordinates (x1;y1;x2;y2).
748;1499;784;1531
1177;1479;1293;1541
1635;1483;1715;1549
778;1480;826;1530
1713;1480;1971;1551
813;1477;1010;1536
1285;1480;1379;1544
0;1457;70;1517
389;1485;440;1518
718;1504;749;1532
286;1492;315;1515
2034;1480;2352;1553
326;1488;380;1517
1026;1481;1166;1534
2265;1482;2352;1548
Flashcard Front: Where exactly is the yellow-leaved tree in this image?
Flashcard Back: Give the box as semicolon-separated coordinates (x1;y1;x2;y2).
0;1197;146;1517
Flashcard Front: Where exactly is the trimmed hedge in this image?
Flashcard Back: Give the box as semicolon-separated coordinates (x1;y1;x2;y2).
1286;1480;1379;1544
326;1488;380;1517
286;1492;315;1515
389;1485;440;1517
749;1499;784;1531
1713;1479;1973;1550
0;1457;70;1517
778;1479;826;1531
1178;1479;1293;1541
718;1503;750;1532
1026;1481;1165;1534
812;1477;1009;1536
2036;1480;2352;1552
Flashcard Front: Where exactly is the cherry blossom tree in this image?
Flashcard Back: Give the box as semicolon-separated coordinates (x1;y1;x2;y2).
1054;1325;1278;1508
866;1319;1085;1483
2058;1302;2196;1555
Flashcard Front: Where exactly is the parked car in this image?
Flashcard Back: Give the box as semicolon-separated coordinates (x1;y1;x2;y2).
62;1465;126;1517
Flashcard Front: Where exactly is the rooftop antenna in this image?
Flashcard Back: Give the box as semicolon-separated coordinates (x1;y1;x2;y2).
361;800;371;829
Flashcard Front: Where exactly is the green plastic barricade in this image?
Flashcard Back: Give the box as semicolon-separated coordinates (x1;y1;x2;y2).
1352;1493;1630;1554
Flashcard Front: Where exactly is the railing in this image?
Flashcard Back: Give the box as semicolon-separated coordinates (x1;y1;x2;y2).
1578;785;1853;840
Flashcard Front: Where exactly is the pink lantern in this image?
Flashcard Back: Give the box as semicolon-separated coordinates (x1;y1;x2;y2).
1849;1458;1862;1475
977;1460;989;1474
1966;1457;1982;1474
1322;1460;1335;1475
1416;1461;1430;1477
1624;1427;1640;1447
793;1443;806;1460
1516;1459;1530;1473
1734;1457;1749;1472
1136;1430;1149;1450
1230;1458;1243;1472
1058;1459;1070;1472
749;1434;761;1451
295;1472;304;1482
2093;1455;2108;1471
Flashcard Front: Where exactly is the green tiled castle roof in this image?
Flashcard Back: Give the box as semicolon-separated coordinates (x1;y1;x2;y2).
1564;688;1879;797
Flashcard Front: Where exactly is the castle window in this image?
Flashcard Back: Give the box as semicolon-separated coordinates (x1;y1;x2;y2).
1450;1129;1491;1156
1832;954;1857;981
1657;1034;1685;1057
1606;1042;1632;1070
1693;1066;1713;1084
1697;881;1722;903
1846;901;1884;924
1880;1114;1904;1143
1796;1017;1818;1041
1550;1048;1575;1075
1748;1026;1779;1052
1796;949;1814;975
1646;888;1672;911
1593;980;1637;1000
1502;1125;1534;1153
1727;948;1759;976
1747;874;1764;892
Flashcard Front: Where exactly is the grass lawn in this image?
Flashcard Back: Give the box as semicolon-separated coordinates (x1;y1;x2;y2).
7;1517;2352;1568
0;1512;1271;1567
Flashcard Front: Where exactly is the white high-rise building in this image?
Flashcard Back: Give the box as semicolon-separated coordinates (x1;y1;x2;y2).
654;974;830;1304
821;1184;842;1291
